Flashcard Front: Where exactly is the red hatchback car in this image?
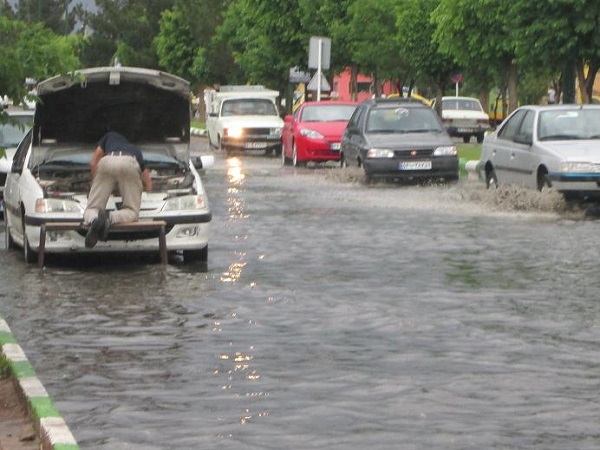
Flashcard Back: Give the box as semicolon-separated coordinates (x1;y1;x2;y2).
281;101;357;166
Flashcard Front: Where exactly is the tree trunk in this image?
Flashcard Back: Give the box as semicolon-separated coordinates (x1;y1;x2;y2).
507;61;518;113
576;63;589;104
562;61;576;104
350;66;358;102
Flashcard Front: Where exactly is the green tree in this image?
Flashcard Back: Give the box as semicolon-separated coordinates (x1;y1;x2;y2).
80;0;175;68
15;0;77;35
432;0;518;111
216;0;306;91
512;0;600;103
0;16;80;102
396;0;457;114
155;0;236;86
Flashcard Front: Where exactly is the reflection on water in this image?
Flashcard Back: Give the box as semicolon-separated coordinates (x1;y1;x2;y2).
2;153;600;449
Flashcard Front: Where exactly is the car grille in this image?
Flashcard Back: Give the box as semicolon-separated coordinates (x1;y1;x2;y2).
244;128;272;136
394;148;434;157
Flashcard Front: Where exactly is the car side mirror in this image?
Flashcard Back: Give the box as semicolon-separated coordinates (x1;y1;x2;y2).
514;133;532;146
192;155;214;169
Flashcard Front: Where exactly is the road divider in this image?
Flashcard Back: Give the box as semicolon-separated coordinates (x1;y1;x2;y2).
0;316;79;450
459;158;482;180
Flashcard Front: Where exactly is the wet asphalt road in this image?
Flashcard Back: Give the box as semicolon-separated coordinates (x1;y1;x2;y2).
1;138;600;449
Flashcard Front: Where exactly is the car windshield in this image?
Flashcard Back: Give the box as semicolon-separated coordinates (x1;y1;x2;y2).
442;98;483;112
366;107;442;133
300;104;356;122
0;115;33;147
221;99;277;116
538;109;600;141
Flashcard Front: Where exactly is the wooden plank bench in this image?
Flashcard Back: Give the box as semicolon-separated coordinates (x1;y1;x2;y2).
38;220;168;267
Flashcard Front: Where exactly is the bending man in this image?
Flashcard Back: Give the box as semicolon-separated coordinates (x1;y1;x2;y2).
83;131;153;248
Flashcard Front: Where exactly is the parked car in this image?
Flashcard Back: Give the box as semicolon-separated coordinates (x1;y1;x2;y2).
436;96;490;143
0;110;34;215
480;104;600;201
4;66;213;264
281;101;357;166
340;98;458;183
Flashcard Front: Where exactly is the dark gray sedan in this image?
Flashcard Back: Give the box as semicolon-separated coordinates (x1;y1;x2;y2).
340;98;458;183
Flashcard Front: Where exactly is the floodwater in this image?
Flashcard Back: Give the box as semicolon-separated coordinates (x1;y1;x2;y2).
2;139;600;449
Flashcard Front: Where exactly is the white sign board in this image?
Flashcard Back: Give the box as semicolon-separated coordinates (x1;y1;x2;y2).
308;36;331;70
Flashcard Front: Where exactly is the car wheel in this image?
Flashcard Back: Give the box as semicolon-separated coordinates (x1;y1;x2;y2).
363;167;372;184
21;216;37;264
5;217;16;250
281;144;289;166
292;143;305;167
340;153;348;168
486;168;498;189
476;133;484;143
537;171;552;191
463;135;471;144
183;246;208;263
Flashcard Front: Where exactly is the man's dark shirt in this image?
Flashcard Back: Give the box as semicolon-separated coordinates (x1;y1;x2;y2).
97;131;145;170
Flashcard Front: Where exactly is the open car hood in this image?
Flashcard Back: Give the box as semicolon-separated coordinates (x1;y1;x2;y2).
34;66;191;146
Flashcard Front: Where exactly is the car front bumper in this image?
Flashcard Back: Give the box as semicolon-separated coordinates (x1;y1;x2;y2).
363;156;459;181
221;137;281;151
24;212;212;254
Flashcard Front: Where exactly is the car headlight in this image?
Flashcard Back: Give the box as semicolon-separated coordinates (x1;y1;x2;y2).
225;127;243;138
433;146;457;156
366;148;394;158
300;128;325;140
560;162;600;173
162;194;207;211
35;198;83;213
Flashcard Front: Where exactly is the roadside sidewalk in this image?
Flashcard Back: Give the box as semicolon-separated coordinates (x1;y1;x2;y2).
0;316;79;450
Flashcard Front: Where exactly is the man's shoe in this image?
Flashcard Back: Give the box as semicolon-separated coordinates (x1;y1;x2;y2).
85;209;107;248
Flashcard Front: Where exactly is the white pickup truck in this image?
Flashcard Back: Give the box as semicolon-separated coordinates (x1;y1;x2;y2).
204;85;284;155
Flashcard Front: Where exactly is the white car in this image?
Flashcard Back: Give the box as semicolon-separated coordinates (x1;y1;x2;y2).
0;110;34;213
439;96;490;143
4;66;213;264
480;104;600;201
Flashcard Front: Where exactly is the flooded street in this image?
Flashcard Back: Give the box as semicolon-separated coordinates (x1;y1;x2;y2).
2;138;600;449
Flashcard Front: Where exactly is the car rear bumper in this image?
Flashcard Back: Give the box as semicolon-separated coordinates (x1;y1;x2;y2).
446;126;487;136
364;157;459;180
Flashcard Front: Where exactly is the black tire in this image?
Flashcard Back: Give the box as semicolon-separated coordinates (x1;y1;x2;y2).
463;135;471;144
5;217;16;250
486;168;498;190
292;142;305;167
476;133;485;143
537;171;551;191
363;167;372;184
22;223;37;264
183;246;208;263
281;145;289;165
340;153;348;168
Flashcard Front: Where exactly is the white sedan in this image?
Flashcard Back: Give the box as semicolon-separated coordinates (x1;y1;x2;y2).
439;96;490;143
480;104;600;201
4;66;213;264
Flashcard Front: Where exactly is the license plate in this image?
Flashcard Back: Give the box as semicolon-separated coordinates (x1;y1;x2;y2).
400;161;432;170
330;142;341;150
245;142;268;149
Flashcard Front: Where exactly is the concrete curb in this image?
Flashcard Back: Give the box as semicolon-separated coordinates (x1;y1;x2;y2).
190;127;206;136
0;317;79;450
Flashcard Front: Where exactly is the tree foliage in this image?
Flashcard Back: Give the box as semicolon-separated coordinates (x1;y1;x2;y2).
80;0;175;68
0;16;80;101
